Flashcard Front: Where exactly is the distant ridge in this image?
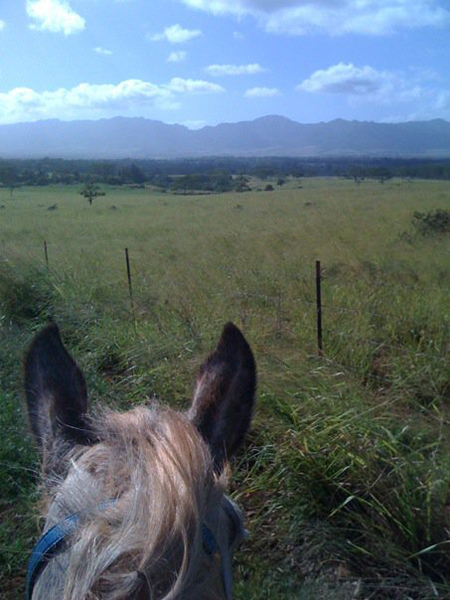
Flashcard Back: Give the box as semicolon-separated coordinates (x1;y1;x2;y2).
1;115;450;159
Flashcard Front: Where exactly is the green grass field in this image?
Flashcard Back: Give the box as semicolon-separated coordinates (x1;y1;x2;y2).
1;177;449;598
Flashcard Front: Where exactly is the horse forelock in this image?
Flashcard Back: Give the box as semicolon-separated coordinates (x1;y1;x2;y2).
35;405;227;600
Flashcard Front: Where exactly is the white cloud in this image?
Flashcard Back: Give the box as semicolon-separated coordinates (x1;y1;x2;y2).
205;63;266;76
26;0;85;35
0;78;224;124
299;63;388;96
298;64;450;121
94;47;113;56
297;63;424;105
434;91;450;114
383;90;450;122
150;24;202;43
179;1;450;35
245;87;280;97
182;119;207;129
167;77;223;93
0;20;5;31
180;0;245;16
167;50;187;63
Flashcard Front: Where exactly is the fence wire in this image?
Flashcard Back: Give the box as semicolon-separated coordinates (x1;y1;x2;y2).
1;248;448;398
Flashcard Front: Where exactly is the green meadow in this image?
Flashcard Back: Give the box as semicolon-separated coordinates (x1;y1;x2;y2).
1;177;449;598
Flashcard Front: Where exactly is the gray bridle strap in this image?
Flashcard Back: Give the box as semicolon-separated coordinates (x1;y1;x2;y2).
220;496;248;600
220;546;234;600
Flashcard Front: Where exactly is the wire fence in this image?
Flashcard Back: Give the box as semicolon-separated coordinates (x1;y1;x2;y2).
4;242;448;333
2;242;448;403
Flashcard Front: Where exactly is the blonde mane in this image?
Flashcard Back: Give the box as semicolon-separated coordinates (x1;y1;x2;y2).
36;407;226;600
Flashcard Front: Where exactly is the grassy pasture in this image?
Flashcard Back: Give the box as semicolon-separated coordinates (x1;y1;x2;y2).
0;177;449;598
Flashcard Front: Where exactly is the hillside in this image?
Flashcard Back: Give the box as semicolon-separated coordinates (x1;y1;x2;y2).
1;116;450;158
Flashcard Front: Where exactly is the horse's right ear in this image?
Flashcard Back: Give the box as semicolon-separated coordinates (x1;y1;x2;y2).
188;323;256;470
24;324;91;455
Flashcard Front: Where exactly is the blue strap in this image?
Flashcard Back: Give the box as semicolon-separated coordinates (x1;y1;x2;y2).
26;513;80;600
27;505;232;599
28;519;223;599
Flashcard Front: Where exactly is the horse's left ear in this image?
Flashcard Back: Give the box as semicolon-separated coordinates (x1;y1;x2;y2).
188;322;256;469
24;323;91;455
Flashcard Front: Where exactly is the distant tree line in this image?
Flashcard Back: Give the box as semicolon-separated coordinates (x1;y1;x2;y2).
1;157;450;192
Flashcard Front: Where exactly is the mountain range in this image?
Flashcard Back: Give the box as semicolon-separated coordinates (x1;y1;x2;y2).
1;115;450;159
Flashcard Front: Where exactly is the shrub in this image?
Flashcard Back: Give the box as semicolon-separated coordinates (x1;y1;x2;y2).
0;264;53;324
412;209;450;236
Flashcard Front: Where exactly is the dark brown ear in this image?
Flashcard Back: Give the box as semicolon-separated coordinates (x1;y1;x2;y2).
24;323;91;454
188;322;256;469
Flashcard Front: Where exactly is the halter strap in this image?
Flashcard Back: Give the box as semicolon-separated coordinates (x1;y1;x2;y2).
26;499;241;600
26;513;80;600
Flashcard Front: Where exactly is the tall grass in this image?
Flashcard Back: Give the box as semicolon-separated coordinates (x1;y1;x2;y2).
0;178;449;598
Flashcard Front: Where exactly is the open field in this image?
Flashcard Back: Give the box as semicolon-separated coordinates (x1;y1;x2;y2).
1;177;449;598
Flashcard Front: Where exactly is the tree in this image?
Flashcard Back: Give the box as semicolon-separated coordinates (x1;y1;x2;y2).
371;167;393;184
348;166;365;184
91;161;118;183
79;181;105;205
129;163;146;184
119;163;146;185
0;164;19;197
235;175;251;192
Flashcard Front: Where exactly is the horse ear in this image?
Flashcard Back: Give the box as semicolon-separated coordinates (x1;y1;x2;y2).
188;323;256;469
24;323;91;454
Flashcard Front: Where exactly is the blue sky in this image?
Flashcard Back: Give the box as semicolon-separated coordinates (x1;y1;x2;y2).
1;0;449;127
